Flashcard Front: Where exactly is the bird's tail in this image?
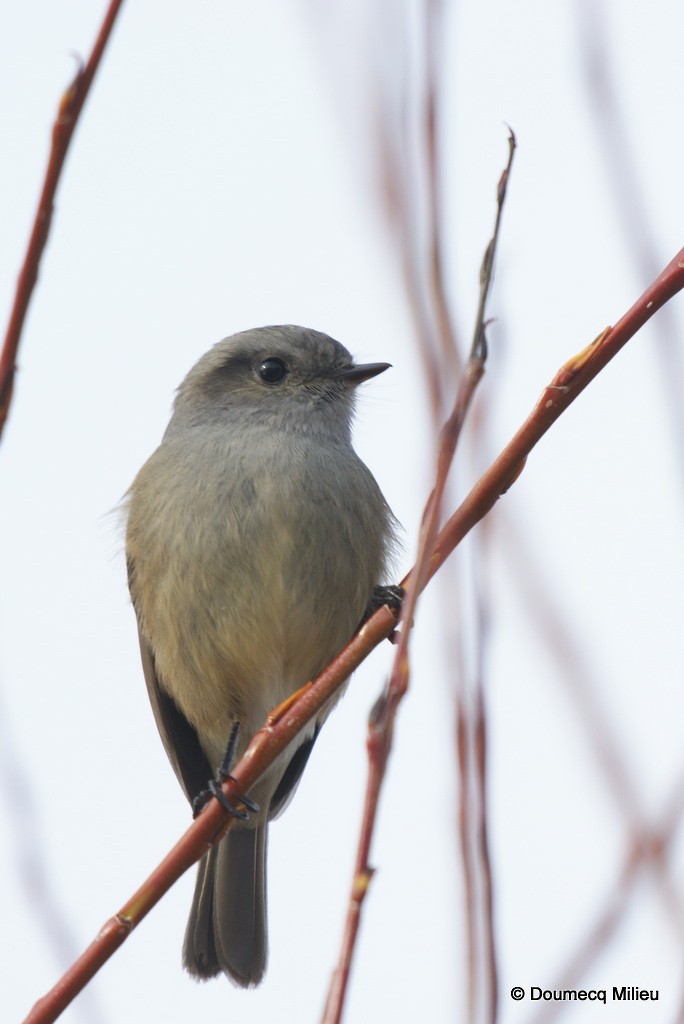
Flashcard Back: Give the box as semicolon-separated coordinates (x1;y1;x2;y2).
183;822;268;987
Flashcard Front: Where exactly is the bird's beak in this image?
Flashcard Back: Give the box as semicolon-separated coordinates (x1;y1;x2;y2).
336;362;391;385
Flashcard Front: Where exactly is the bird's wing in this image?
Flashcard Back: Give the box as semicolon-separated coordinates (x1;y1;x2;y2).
137;628;212;805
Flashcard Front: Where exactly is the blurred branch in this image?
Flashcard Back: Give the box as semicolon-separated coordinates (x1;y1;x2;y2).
474;682;497;1024
0;697;108;1024
376;100;444;419
425;0;461;387
375;4;460;425
527;769;684;1024
496;511;643;828
22;246;684;1024
578;0;684;466
498;508;684;944
0;0;125;440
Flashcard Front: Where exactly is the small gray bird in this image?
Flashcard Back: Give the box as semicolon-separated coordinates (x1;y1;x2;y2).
125;325;396;987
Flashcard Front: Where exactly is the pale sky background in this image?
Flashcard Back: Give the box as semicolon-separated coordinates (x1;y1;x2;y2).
2;3;684;1023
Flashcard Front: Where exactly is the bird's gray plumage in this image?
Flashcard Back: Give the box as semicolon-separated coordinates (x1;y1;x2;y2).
125;325;395;986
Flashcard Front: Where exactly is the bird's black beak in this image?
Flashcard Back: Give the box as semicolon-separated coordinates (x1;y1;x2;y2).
336;362;391;385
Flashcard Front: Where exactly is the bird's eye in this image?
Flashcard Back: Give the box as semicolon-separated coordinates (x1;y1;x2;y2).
258;358;288;384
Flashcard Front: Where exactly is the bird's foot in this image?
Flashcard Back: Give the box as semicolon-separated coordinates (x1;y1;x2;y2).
192;723;260;820
358;584;405;628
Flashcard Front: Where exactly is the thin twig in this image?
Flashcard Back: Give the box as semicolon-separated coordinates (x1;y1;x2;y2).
455;131;515;1024
475;662;497;1024
0;0;125;439
322;132;515;1024
22;247;684;1024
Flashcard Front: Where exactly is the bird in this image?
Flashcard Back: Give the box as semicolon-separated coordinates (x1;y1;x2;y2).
125;325;397;986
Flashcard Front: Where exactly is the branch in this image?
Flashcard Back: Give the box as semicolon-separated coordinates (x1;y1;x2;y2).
23;246;684;1024
0;0;125;440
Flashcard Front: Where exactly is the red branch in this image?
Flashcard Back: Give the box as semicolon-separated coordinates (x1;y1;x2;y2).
0;0;125;439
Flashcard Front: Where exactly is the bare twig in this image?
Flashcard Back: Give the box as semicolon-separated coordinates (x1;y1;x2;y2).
0;0;125;439
456;132;515;1024
321;132;514;1024
23;247;684;1024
